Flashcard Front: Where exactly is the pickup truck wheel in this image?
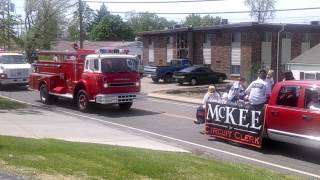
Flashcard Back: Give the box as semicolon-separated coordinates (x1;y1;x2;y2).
119;102;133;110
164;74;172;83
40;84;52;104
190;78;197;86
77;90;90;112
152;78;159;83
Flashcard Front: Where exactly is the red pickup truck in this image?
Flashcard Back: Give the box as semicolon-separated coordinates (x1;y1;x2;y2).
205;80;320;149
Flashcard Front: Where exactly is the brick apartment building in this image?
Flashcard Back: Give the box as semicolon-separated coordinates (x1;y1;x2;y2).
138;22;320;80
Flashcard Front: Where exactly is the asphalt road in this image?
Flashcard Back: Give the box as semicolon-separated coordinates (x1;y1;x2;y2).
1;87;320;179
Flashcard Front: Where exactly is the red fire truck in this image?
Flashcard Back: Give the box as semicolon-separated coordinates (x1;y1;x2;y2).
29;49;141;112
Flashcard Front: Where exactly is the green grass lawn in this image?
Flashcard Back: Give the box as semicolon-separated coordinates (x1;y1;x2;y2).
0;97;24;109
0;136;296;180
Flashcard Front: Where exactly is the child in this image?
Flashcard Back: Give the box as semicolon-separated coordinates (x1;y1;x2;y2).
195;86;221;124
227;77;246;103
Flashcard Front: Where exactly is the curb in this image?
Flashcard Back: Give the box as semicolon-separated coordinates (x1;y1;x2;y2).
147;93;201;105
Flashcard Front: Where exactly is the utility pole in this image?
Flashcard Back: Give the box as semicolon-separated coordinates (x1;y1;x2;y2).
7;0;10;50
78;0;84;49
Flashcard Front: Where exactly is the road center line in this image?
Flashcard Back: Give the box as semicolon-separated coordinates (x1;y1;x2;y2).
1;95;320;179
147;98;199;108
163;113;195;121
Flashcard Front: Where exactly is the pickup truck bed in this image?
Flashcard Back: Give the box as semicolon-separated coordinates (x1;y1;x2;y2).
144;59;192;83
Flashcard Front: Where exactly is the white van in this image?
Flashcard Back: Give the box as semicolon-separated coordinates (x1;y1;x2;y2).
0;53;32;87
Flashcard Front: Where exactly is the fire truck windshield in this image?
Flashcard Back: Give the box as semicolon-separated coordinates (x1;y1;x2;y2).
0;55;27;64
101;58;138;73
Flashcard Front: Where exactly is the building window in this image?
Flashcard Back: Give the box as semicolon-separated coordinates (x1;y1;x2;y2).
232;32;241;42
283;32;291;39
302;33;311;42
148;38;153;45
204;33;212;43
305;73;316;80
231;65;240;75
263;32;272;42
300;72;320;80
167;36;173;44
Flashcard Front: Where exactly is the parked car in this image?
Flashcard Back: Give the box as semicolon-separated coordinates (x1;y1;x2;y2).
144;59;192;83
0;52;32;87
173;66;227;86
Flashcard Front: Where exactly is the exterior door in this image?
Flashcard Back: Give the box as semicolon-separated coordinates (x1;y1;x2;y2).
267;85;304;134
299;87;320;137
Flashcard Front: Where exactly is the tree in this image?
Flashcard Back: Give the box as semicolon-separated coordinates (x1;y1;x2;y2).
0;0;20;50
184;14;202;27
183;14;221;27
126;12;176;33
201;15;221;26
88;4;134;41
24;0;73;60
67;2;94;41
89;17;112;41
244;0;276;23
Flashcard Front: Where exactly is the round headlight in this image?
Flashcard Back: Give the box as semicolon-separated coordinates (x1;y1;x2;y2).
103;83;109;88
135;82;140;87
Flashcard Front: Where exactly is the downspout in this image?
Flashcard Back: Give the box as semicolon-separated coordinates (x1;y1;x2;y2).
276;24;285;82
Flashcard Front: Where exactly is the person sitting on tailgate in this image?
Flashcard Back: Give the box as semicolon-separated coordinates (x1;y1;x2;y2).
227;77;246;103
194;86;221;124
202;85;221;106
307;91;320;111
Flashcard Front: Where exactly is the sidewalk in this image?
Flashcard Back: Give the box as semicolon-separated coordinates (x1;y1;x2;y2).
0;107;188;153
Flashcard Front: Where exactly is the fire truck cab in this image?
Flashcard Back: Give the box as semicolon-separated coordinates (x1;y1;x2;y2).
29;49;141;112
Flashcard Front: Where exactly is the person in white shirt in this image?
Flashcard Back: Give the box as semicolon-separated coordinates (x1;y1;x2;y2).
265;70;274;90
307;92;320;111
195;86;221;124
221;84;232;104
227;77;246;103
201;85;221;108
245;70;271;110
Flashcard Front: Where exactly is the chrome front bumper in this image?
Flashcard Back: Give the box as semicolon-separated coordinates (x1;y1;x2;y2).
0;78;29;85
95;93;142;104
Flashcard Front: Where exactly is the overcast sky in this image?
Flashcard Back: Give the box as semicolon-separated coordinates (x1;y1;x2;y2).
12;0;320;24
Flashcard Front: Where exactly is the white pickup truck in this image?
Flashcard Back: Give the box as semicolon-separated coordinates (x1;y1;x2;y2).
0;52;32;87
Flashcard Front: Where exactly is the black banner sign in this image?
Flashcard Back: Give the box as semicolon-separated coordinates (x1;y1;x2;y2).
205;102;265;148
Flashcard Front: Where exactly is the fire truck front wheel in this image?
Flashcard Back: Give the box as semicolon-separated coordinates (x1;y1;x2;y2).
77;90;91;112
119;102;133;110
40;84;52;104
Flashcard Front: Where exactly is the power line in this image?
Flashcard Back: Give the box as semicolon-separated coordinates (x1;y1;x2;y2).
84;0;223;4
108;6;320;15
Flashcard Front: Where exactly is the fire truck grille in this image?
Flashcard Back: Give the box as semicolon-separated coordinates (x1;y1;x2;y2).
109;83;135;87
118;94;136;102
95;93;140;104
